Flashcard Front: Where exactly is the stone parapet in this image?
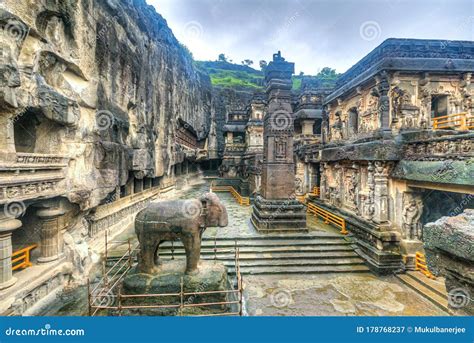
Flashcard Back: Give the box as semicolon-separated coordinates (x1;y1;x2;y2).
309;199;403;274
87;187;161;237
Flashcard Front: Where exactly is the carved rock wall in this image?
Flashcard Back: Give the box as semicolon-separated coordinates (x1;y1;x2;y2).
0;0;212;209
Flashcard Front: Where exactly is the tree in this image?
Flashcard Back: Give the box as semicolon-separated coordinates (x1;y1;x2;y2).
242;59;254;66
218;53;228;62
316;67;338;79
259;60;267;71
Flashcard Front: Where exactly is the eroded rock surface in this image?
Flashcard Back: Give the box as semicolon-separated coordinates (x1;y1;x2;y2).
423;209;474;314
1;0;212;209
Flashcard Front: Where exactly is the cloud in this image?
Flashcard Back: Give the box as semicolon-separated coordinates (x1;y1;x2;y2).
148;0;474;74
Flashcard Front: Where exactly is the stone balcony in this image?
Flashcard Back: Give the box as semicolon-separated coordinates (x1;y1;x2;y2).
0;152;70;204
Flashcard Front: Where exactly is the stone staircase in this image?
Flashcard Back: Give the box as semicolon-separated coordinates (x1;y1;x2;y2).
396;271;450;313
155;233;370;275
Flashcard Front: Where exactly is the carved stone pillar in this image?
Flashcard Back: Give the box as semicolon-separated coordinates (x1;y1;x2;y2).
0;214;22;290
321;109;329;144
251;51;306;231
400;190;424;270
36;205;67;263
376;72;391;131
302;120;314;135
373;161;391;224
320;163;327;200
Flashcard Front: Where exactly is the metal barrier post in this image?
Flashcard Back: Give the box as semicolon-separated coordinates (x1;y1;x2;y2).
128;239;132;268
118;285;122;316
105;230;108;263
180;277;184;316
87;278;92;316
214;237;217;261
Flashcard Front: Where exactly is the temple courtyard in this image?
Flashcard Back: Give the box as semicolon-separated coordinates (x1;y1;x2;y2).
33;179;447;317
0;0;472;317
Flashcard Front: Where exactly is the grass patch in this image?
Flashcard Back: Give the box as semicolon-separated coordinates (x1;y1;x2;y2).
195;61;263;90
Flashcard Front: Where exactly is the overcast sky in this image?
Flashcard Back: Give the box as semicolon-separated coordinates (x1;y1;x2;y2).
148;0;474;74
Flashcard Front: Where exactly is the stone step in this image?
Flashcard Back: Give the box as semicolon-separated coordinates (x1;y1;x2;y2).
177;257;365;268
107;248;358;264
160;239;351;249
227;264;371;275
405;271;447;299
201;233;343;241
157;250;361;260
396;273;450;313
162;244;354;253
105;234;368;275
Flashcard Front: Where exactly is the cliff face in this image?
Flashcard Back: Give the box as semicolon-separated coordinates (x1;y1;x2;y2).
0;0;212;209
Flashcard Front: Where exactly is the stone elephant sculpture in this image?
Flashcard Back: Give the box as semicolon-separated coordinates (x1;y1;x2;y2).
135;192;228;274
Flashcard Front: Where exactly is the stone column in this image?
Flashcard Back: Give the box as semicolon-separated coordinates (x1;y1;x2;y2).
36;205;67;263
0;214;22;290
376;72;391;131
373;161;392;224
251;51;306;232
302;120;314;135
226;132;233;144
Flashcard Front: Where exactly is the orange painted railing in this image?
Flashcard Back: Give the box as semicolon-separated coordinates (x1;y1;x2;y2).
467;116;474;130
211;184;250;206
307;203;348;235
297;187;320;204
296;195;306;203
312;187;320;197
415;252;436;279
433;112;472;131
12;244;37;271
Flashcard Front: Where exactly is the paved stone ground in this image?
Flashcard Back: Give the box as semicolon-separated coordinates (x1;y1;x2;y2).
243;274;447;316
177;180;341;239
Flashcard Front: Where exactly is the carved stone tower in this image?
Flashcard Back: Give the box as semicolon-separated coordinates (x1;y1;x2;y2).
251;52;307;232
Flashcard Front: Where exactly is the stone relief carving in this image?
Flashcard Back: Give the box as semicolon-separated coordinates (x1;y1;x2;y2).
402;193;423;240
404;137;473;161
0;46;21;109
331;112;343;141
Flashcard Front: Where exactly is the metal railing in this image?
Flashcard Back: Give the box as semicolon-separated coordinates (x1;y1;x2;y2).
296;187;320;204
12;244;37;271
88;234;243;316
210;183;250;206
296;195;306;203
312;187;320;197
433;112;472;131
307;203;348;235
415;251;436;279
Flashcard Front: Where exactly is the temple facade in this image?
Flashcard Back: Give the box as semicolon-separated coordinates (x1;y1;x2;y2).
305;39;474;273
217;39;473;274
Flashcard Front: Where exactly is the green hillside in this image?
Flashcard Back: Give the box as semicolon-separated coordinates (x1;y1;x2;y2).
195;61;264;90
195;61;339;91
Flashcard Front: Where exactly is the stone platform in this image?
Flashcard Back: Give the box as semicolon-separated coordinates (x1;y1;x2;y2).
251;196;307;232
121;260;232;316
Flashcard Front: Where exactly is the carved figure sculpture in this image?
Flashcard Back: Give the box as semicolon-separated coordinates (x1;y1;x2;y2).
332;112;343;141
135;193;228;274
403;198;423;240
